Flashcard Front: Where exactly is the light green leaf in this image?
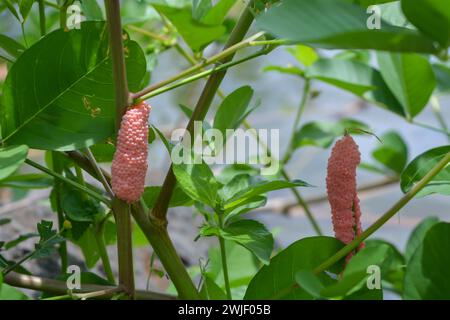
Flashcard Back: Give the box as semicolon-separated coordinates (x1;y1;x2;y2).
372;131;408;175
256;0;437;53
0;145;28;180
377;52;436;119
287;45;318;67
0;174;53;189
400;146;450;197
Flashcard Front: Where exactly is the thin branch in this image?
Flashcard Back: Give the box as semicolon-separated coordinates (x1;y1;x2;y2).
85;147;114;198
3;272;175;300
24;159;111;206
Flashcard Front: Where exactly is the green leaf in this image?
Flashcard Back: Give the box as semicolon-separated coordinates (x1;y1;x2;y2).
244;236;345;300
19;0;34;21
206;240;258;299
80;0;104;20
201;0;235;25
153;4;226;51
4;0;20;21
377;52;436;119
287;45;319;67
263;65;304;77
404;216;439;262
172;161;219;207
295;270;325;299
433;63;450;93
0;34;25;60
0;174;53;189
402;0;450;48
306;59;404;116
213;86;254;142
61;190;102;222
404;222;450;299
224;196;267;223
1;22;146;151
4;233;38;250
372;131;408;175
142;184;193;209
32;220;64;259
256;0;437;53
192;0;211;21
224;179;310;211
294;118;370;149
320;245;388;299
400;146;450;197
0;145;28;180
199;275;228;300
222;219;274;265
89;143;115;163
0;284;28;300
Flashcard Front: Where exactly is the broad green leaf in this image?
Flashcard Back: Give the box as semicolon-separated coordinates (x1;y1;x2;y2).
306;59;404;115
1;22;146;151
0;174;53;189
0;284;28;300
0;145;28;180
217;164;259;184
80;0;104;20
32;220;65;260
224;179;310;210
142;184;193;209
61;190;102;222
294;118;370;149
205;240;258;299
222;219;273;265
199;275;228;300
213;86;254;141
218;173;250;202
295;270;325;299
71;226;101;268
90;143;115;163
0;34;25;60
333;50;371;64
192;0;211;21
372;131;408;175
224;196;267;223
404;222;450;299
287;45;318;67
244;236;345;300
402;0;450;48
256;0;437;53
201;0;235;25
19;0;34;21
404;216;439;262
377;52;436;119
365;239;405;293
400;146;450;197
153;4;226;51
172;161;219;207
433;63;450;93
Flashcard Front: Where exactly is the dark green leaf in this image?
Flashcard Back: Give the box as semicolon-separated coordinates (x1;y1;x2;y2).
400;146;450;197
1;22;146;151
80;0;104;20
404;216;439;262
404;222;450;299
89;143;115;163
32;220;64;259
199;275;228;300
306;59;404;115
0;174;53;189
0;34;25;60
244;237;345;300
372;131;408;175
295;270;325;299
61;190;102;222
402;0;450;48
256;0;437;53
19;0;34;21
377;52;436;119
0;145;28;180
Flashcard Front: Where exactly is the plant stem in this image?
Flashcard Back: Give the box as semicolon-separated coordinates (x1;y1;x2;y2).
281;79;311;165
52;153;68;273
3;272;175;300
412;120;450;137
85;148;114;198
24;159;110;206
131;31;264;100
38;0;46;36
126;24;169;43
151;1;256;222
137;49;272;102
218;214;232;299
94;220;116;284
313;151;450;274
431;95;450;142
105;0;135;298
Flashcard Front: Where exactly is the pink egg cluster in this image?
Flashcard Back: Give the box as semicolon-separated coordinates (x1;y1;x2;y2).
326;135;365;261
111;102;150;203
